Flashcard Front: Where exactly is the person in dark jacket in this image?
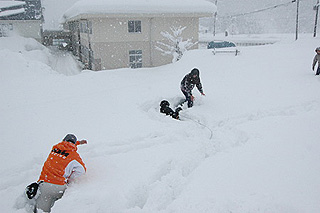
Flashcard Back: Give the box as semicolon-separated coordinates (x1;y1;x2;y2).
312;47;320;75
160;100;182;120
180;68;205;108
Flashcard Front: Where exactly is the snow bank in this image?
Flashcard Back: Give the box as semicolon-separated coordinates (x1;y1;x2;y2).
1;34;320;213
0;36;81;76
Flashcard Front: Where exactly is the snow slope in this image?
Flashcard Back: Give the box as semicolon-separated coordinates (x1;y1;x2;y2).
1;34;320;213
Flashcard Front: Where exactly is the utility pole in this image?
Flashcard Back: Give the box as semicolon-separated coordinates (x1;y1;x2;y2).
314;0;320;37
295;0;300;40
213;0;218;37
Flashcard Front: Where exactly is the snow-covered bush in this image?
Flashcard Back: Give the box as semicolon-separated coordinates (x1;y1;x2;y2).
156;26;197;62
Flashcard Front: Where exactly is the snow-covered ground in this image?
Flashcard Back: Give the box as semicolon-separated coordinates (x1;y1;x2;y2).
1;34;320;213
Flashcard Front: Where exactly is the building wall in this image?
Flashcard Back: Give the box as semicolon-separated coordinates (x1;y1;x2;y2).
150;17;199;67
0;20;42;41
70;16;200;70
91;41;151;70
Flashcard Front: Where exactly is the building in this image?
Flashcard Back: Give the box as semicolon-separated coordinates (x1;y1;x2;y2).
0;0;43;41
62;0;216;71
42;30;72;50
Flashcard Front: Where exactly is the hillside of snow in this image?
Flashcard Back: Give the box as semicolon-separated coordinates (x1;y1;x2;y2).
1;34;320;213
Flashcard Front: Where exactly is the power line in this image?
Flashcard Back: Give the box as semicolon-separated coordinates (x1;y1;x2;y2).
295;0;300;40
219;0;296;18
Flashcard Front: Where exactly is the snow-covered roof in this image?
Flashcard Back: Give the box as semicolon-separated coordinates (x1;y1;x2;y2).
0;7;25;17
0;1;26;9
63;0;216;21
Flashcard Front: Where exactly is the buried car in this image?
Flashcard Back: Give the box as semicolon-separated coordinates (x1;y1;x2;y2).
207;40;240;56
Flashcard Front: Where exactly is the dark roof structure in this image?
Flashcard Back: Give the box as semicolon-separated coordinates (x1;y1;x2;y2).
0;0;43;20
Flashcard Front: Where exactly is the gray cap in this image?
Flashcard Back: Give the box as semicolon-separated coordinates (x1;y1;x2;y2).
63;134;77;144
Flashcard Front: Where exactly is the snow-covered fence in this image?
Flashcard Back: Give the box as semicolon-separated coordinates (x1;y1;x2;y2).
235;40;277;46
199;39;277;49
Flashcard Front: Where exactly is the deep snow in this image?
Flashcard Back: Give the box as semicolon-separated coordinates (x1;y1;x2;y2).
1;34;320;213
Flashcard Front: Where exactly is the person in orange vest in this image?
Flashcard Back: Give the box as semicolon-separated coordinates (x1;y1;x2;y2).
31;134;87;212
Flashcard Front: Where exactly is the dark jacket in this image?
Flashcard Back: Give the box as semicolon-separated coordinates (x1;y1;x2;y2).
180;73;203;95
313;54;320;70
160;105;181;119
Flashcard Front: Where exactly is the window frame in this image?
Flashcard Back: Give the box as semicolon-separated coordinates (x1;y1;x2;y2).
128;20;141;33
80;21;92;34
129;50;142;68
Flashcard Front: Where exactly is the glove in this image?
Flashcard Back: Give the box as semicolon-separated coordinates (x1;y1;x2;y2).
77;140;87;145
26;182;40;199
201;92;206;96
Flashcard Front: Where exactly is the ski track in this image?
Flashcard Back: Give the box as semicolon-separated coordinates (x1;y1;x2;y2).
121;99;320;211
4;100;319;212
210;100;320;133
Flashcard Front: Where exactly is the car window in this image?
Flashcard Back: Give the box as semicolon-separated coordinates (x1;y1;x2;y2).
207;41;236;49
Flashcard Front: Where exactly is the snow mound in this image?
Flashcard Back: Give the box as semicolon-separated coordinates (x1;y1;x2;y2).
0;36;81;76
1;34;320;213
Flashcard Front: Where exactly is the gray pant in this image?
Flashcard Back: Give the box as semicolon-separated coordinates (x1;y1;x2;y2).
36;182;67;212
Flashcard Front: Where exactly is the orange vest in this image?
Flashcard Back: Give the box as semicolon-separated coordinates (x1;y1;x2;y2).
38;141;86;185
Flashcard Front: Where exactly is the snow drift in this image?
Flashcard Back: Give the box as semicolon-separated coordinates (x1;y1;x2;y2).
0;34;320;213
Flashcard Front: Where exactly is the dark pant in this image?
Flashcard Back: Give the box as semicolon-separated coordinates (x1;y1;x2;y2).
316;67;320;75
181;89;193;108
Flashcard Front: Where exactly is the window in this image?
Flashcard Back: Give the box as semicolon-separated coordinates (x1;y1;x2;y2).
80;21;92;34
80;44;94;70
129;50;142;68
52;39;65;46
0;24;13;37
128;20;141;33
88;21;92;34
81;45;90;60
